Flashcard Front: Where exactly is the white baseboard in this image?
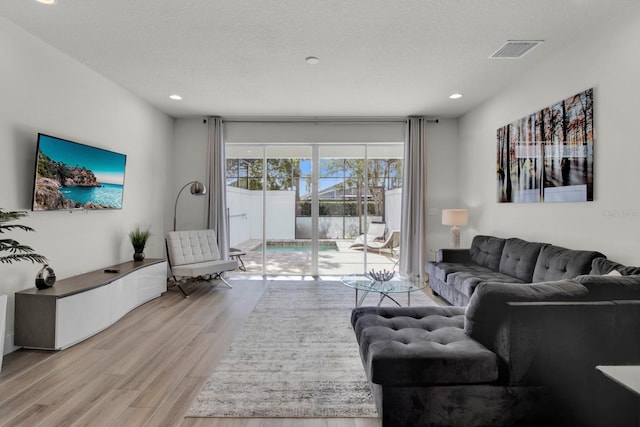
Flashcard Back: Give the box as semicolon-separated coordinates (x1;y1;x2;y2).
4;333;19;355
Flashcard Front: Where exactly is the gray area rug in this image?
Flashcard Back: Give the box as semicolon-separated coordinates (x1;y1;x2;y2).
186;279;438;418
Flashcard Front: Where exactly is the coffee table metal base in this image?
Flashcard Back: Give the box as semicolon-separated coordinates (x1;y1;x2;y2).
355;288;407;307
341;275;426;308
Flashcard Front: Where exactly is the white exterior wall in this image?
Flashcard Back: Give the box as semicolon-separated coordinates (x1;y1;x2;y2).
264;191;297;240
227;186;254;246
227;187;297;245
385;188;402;232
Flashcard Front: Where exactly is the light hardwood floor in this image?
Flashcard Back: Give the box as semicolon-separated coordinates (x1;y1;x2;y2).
0;279;383;427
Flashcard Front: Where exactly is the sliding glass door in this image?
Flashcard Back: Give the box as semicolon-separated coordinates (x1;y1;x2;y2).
264;145;313;275
226;142;403;276
316;144;367;275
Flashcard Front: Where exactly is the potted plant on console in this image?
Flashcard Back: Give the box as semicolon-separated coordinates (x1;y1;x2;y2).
129;226;151;262
0;209;47;371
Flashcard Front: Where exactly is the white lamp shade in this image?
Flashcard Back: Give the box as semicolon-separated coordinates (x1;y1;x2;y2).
442;209;468;226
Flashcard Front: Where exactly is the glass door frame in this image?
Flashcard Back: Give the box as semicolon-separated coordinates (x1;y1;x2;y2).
226;142;402;276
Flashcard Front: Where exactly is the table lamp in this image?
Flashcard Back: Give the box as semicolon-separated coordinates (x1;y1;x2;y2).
441;209;468;248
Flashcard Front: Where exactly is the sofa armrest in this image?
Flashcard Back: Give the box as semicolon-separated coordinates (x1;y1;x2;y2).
438;248;472;263
497;301;617;387
497;300;622;425
464;280;589;351
611;300;640;362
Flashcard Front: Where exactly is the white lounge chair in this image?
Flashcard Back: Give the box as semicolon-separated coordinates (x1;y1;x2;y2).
166;229;237;297
364;230;400;255
349;222;387;248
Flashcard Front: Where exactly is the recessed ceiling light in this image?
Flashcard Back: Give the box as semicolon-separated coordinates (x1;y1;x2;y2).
449;93;463;99
169;94;183;100
36;0;56;4
305;56;320;65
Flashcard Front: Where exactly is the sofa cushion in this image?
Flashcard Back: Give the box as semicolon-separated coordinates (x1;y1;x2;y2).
352;306;498;386
352;306;467;354
590;257;640;276
437;248;473;263
464;280;589;351
449;269;525;298
499;238;547;282
469;235;506;270
352;305;467;338
426;262;466;283
531;245;605;282
573;274;640;300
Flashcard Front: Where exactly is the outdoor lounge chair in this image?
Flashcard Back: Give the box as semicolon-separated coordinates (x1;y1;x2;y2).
349;222;387;248
363;229;400;255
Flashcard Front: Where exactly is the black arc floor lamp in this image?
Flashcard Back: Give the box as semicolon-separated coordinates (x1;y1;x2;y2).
173;180;207;231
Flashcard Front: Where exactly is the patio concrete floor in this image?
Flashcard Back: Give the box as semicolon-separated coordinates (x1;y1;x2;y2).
230;239;398;276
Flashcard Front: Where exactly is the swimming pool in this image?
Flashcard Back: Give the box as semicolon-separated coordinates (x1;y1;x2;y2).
252;241;339;253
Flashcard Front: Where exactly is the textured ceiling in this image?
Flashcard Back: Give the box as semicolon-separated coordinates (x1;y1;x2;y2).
0;0;635;118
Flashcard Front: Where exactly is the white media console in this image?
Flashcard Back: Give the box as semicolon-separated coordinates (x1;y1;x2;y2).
15;259;167;350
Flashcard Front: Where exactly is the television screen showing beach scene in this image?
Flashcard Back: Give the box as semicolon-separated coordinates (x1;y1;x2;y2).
32;134;127;210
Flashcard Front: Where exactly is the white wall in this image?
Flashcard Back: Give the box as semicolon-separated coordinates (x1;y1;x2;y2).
457;3;640;265
425;119;461;254
225;121;406;143
172;118;209;230
0;18;173;352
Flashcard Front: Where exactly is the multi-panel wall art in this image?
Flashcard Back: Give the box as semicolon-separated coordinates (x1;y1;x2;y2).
497;88;594;203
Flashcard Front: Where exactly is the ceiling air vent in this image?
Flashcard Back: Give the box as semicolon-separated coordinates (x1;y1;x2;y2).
490;40;543;59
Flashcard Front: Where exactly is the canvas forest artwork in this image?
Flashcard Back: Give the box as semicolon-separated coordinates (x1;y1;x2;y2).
496;88;594;203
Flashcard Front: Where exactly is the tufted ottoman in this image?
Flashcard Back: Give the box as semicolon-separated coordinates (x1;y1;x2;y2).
351;306;498;386
351;305;546;426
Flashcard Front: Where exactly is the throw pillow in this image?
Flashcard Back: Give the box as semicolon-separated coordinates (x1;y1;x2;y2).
590;258;622;275
591;258;640;276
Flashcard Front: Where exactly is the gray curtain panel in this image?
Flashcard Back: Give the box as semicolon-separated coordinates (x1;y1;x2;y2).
400;117;429;280
206;117;230;259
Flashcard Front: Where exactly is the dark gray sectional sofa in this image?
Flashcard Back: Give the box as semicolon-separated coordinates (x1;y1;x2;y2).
426;235;607;306
351;235;640;426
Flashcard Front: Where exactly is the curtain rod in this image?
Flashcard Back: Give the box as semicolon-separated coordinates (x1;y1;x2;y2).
216;118;439;124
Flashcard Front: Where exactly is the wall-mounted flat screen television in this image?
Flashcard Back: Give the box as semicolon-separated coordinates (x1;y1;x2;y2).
32;133;127;211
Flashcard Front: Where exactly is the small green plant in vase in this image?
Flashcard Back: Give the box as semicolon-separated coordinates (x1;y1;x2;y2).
128;226;151;262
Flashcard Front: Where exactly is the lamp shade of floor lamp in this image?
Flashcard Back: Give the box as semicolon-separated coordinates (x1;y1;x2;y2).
173;180;207;231
441;209;468;248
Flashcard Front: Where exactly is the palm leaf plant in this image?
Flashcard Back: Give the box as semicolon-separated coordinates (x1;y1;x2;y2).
0;209;47;264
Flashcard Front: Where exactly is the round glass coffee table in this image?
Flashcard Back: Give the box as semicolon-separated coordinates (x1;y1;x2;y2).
341;274;427;307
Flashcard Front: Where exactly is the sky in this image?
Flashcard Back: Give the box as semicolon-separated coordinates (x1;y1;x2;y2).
38;134;126;185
